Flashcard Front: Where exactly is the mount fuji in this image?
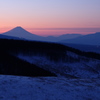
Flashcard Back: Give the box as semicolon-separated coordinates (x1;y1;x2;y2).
2;26;82;42
2;26;45;41
0;34;21;40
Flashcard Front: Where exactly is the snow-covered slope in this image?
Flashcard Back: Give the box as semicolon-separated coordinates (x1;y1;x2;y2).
0;75;100;100
2;39;100;78
17;53;100;79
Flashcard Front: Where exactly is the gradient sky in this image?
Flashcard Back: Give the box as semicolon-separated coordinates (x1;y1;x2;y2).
0;0;100;36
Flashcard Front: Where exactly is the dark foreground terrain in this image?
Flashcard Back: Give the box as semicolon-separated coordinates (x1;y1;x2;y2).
0;39;100;78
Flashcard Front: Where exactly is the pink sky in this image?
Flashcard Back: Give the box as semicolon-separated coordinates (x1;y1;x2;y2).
0;0;100;36
27;28;100;36
1;27;100;36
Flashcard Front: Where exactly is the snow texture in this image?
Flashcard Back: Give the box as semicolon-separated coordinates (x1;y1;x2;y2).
0;75;100;100
17;54;100;79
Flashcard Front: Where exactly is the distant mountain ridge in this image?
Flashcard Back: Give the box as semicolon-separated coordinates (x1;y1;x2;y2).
60;32;100;45
3;26;100;45
2;26;82;42
45;34;82;42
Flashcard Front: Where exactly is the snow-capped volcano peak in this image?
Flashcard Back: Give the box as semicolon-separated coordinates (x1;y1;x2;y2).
3;26;32;36
2;26;44;40
10;26;29;32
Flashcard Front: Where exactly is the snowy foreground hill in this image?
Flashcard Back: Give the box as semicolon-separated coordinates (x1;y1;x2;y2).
0;39;100;99
17;54;100;79
0;75;100;100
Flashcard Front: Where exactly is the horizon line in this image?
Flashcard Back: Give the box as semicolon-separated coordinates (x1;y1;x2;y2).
0;27;100;36
26;27;100;30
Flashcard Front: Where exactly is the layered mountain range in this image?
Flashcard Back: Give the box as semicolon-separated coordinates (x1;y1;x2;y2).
1;26;100;45
1;26;81;42
60;32;100;45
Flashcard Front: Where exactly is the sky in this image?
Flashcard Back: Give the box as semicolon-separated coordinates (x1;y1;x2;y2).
0;0;100;36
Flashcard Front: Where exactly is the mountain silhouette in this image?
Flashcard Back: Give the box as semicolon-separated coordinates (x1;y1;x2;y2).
60;32;100;45
2;26;44;41
2;26;82;42
37;34;82;42
0;34;21;40
3;26;100;45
